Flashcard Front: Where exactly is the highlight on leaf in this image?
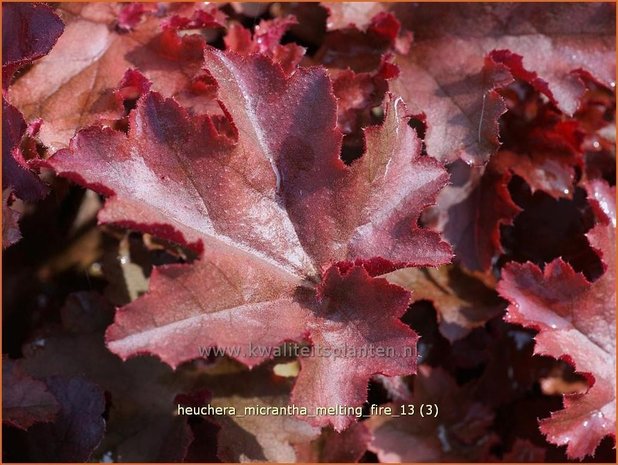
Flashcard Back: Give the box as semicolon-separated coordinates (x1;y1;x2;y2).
41;48;451;430
2;2;615;462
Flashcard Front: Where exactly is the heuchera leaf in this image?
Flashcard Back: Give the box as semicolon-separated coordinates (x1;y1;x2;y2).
2;358;60;430
3;3;616;461
390;2;615;164
44;48;451;430
8;3;218;151
21;292;195;462
314;9;403;73
330;60;398;161
2;2;64;88
2;98;49;202
367;366;497;462
24;376;105;462
497;179;616;459
193;365;320;462
496;84;585;199
577;82;616;184
224;16;305;75
473;322;556;409
426;159;522;271
161;4;227;31
385;264;504;342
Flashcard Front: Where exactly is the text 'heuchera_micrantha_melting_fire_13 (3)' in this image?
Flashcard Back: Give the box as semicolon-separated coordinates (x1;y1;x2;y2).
2;1;616;463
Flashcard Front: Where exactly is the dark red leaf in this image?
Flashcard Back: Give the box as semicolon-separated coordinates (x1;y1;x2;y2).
390;2;615;164
330;61;395;161
367;366;497;462
497;181;616;459
386;264;505;342
2;98;48;202
2;2;64;88
25;376;105;462
21;292;195;462
8;3;218;151
290;265;416;430
161;4;227;31
500;438;546;462
313;6;403;74
44;50;451;429
224;16;305;75
2;358;60;430
6;4;613;460
427;159;521;271
496;87;585;199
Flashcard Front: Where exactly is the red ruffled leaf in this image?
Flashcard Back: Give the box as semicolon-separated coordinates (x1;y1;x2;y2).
497;180;616;459
2;2;64;88
8;3;219;151
495;149;576;200
43;49;451;430
3;3;615;461
47;50;450;271
224;16;305;75
390;2;615;164
427;159;521;271
291;265;416;430
314;8;402;74
161;4;226;32
496;86;585;199
330;60;396;161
